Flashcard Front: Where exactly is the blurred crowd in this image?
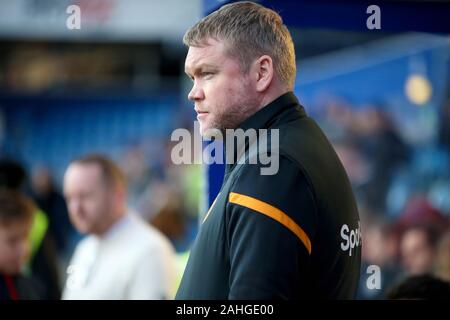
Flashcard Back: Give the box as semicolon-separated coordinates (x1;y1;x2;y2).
0;137;201;299
2;97;449;299
1;90;450;299
1;78;450;300
315;95;450;299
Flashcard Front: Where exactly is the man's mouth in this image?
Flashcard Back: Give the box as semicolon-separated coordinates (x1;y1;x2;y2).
195;109;209;121
197;113;208;121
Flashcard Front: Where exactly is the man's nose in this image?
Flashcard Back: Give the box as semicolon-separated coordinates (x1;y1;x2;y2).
188;82;205;102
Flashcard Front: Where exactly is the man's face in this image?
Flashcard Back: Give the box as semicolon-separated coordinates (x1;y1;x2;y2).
0;220;32;275
185;38;258;136
401;229;435;275
63;163;112;235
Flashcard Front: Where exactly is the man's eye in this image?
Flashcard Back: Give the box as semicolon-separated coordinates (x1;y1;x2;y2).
202;72;214;78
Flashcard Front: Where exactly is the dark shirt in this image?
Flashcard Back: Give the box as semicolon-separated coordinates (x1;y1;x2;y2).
0;273;44;300
176;92;361;299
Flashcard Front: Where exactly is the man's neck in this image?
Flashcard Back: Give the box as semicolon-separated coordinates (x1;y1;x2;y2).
256;87;290;113
94;209;127;238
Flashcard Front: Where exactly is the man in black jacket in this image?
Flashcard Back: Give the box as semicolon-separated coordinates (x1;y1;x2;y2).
176;1;361;299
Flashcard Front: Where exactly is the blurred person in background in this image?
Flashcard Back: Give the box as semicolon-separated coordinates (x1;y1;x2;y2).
331;105;410;214
62;154;177;300
396;194;448;231
0;158;61;299
30;165;76;262
386;274;450;299
332;138;372;203
119;141;200;290
121;145;155;214
0;189;44;300
145;181;191;289
357;213;401;299
396;194;448;277
435;230;450;282
145;181;186;249
359;108;409;215
399;224;441;277
438;97;450;155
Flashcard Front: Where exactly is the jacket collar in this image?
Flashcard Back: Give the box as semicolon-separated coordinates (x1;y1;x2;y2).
223;91;305;174
237;91;304;132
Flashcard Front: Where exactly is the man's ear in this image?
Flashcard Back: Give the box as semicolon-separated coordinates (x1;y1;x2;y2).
254;55;274;92
112;185;126;207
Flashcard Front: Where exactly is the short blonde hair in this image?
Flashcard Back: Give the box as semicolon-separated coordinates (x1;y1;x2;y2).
72;154;126;191
184;1;296;90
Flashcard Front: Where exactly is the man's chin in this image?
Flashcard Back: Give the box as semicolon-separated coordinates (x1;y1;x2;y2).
201;126;224;140
74;222;92;235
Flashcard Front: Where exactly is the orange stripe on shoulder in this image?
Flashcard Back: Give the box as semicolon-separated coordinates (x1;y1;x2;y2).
229;192;312;254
